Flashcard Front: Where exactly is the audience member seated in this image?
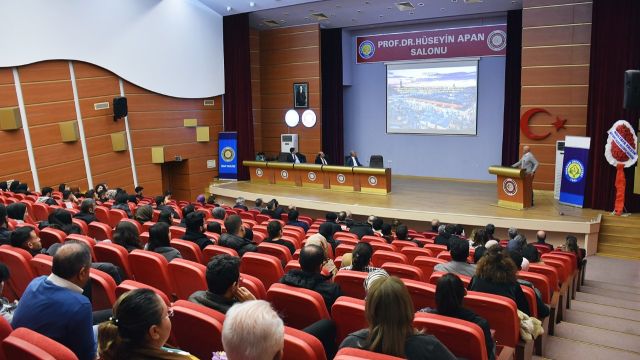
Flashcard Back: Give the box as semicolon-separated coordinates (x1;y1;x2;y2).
535;230;554;251
434;237;476;277
452;224;465;238
157;209;173;226
14;182;32;196
305;234;338;277
434;224;454;249
11;226;47;256
233;197;248;211
562;235;583;268
62;190;78;209
395;224;413;242
207;222;222;236
212;207;226;221
287;209;309;232
339;276;456;360
98;288;193;359
473;246;487;264
341;242;381;274
419;273;496;360
219;215;257;256
468;246;530;316
280;244;343;312
349;218;374;239
252;198;264;212
0;181;6;191
207;195;220;207
260;199;278;219
178;204;196;228
380;223;393;243
371;216;383;236
325;212;342;233
188;254;255;313
37;186;59;206
430;219;440;233
522;244;540;264
156;195;178;218
508;227;518;240
134;204;154;225
221;300;284;360
319;222;339;251
471;228;489;249
95;183;109;203
337;211;352;230
12;242;96;360
182;211;213;250
6;202;28;224
0;204;11;245
147;223;182;262
507;234;527;254
74;199;97;225
7;180;19;193
48;208;82;235
134;186;145;200
265;221;295;255
113;221;143;252
509;251;549;319
0;262;17;323
195;194;205;206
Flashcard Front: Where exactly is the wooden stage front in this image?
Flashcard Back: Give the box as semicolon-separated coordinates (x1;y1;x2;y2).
210;176;603;254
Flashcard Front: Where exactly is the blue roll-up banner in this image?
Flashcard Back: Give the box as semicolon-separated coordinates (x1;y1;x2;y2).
218;132;238;180
559;136;591;207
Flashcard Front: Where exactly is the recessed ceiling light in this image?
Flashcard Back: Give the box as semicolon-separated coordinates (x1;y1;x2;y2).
226;5;232;12
409;11;414;14
279;20;286;23
387;6;392;9
356;9;361;12
304;16;310;20
395;2;415;11
310;12;329;21
451;0;458;2
365;1;370;4
418;2;425;6
379;14;384;17
441;7;445;11
249;2;255;7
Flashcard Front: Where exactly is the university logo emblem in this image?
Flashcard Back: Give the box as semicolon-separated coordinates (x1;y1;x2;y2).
255;168;263;177
368;176;378;186
502;178;518;196
308;172;317;181
564;160;585;183
487;30;507;52
281;170;288;179
358;40;376;59
337;174;346;184
221;147;235;162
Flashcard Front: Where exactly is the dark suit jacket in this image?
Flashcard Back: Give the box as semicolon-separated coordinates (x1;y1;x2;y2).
346;156;362;167
315;155;328;165
286;153;306;163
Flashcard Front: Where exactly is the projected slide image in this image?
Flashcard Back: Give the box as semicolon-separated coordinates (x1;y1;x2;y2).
387;61;478;135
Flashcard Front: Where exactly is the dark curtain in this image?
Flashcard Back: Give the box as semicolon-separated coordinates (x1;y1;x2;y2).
501;10;523;166
321;28;344;165
223;14;255;180
584;0;640;211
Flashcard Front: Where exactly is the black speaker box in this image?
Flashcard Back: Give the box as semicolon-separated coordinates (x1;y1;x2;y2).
113;96;128;121
624;70;640;110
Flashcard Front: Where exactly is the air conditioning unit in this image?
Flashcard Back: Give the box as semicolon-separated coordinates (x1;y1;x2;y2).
280;134;298;153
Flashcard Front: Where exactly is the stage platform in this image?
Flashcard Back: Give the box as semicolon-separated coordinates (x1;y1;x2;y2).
210;176;603;254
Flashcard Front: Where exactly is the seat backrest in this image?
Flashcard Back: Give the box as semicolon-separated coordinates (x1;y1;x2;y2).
94;242;133;278
170;239;203;264
413;312;488;360
335;244;355;257
549;251;577;271
381;262;425;281
284;260;301;272
129;250;174;299
423;243;447;257
400;247;433;263
31;203;50;222
391;240;418;252
89;268;117;311
413;256;447;280
334;231;358;240
334;348;404;360
240;252;284;290
371;251;407;267
517;271;551;303
0;247;34;300
334;270;368;299
528;263;560;291
538;257;567;283
94;206;111;225
171;301;224;360
331;296;367;344
239;211;255;221
168;258;207;300
255;214;271;224
521;284;538;318
532;243;552;254
401;278;437;311
169;226;187;239
66;234;97;261
283;325;327;360
3;327;79;360
361;235;386;244
108;209;128;228
542;253;573;278
465;291;519;347
119;218;143;234
88;222;112;241
239;272;267;300
258;242;293;265
202;245;239;264
115;280;171;306
429;272;471;287
39;228;66;249
436;251;452;262
267;283;330;329
0;316;11;360
30;254;53;277
369;155;384;168
71;219;88;235
142;221;156;233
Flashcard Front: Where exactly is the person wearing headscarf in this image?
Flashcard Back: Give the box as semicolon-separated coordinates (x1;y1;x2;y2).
318;222;339;252
134;205;153;225
48;209;81;235
6;203;27;224
14;183;32;195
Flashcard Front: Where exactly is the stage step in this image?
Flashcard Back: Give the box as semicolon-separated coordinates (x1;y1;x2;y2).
596;243;640;260
597;215;640;259
543;334;640;360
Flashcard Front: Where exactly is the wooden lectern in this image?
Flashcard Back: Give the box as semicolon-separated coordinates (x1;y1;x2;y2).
488;166;533;209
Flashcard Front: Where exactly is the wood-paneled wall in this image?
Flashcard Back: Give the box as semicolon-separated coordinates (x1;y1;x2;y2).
521;0;592;190
0;68;31;187
250;29;263;152
255;24;322;157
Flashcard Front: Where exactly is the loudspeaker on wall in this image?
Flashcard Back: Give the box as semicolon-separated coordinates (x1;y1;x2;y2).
113;96;128;121
624;70;640;110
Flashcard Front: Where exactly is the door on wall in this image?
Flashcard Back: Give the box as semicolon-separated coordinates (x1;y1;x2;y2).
160;160;191;202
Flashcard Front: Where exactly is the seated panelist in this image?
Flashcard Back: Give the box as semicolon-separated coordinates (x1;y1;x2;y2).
346;150;362;167
286;147;306;164
315;151;328;165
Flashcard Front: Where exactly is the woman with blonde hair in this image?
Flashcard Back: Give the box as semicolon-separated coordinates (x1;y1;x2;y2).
98;288;194;359
340;276;455;360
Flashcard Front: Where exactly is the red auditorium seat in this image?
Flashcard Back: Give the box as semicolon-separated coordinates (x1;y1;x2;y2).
280;236;299;250
88;222;112;241
421;231;438;239
400;247;433;263
94;242;133;279
381;262;425;281
283;325;327;360
240;252;284;290
334;348;403;360
401;279;437;311
0;246;34;301
168;258;207;300
202;245;239;264
335;244;355;257
284;260;301;272
2;327;78;360
361;235;385;244
528;264;559;291
298;215;313;225
336;237;358;247
252;232;266;243
333;270;368;299
171;300;224;360
29;254;53;277
119;218;143;234
391;240;418;252
169;225;187;239
413;256;447;280
89;268;117;311
255;214;270;224
258;242;293;265
152;210;160;222
331;296;367;344
465;291;519;348
532;243;552;254
39;227;66;248
517;271;552;304
139;231;150;246
239;272;267;300
369;242;396;253
129;250;175;300
371;250;407;267
0;316;12;360
31;203;50;222
71;218;88;235
436;251;452;261
170;239;203;264
283;226;304;240
108;209;128;228
423;243;447;257
142;221;156;232
334;231;358;240
239;211;255;221
94;206;110;225
429;272;471;287
521;285;538;318
267;283;330;329
115;280;171;306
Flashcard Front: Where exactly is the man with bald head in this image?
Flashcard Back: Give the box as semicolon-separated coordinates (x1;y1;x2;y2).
512;145;539;204
536;230;553;250
12;241;95;360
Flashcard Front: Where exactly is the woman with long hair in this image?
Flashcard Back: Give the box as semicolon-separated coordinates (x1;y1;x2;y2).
340;276;455;359
98;288;194;359
469;246;530;315
147;223;181;262
341;242;379;273
157;209;173;226
47;209;81;235
113;221;142;252
6;203;28;224
563;235;583;268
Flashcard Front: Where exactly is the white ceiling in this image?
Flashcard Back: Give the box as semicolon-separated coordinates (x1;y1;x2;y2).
198;0;521;29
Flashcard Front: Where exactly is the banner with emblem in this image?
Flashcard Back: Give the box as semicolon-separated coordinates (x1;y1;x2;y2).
356;24;507;64
218;132;238;180
559;136;591;207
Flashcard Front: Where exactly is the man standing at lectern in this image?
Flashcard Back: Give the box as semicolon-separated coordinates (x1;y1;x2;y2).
512;146;539;205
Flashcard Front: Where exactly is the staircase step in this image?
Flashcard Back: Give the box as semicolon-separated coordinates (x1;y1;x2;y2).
544;335;640;360
582;280;640;295
575;292;640;311
553;322;640;354
598;233;640;246
570;300;640;322
564;309;640;336
579;286;640;302
596;243;640;260
600;224;640;237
